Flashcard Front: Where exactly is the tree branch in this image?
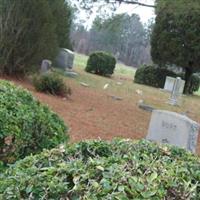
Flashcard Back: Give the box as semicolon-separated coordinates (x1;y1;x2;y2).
114;0;155;8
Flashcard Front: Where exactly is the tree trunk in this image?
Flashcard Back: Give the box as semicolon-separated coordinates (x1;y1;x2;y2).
183;67;193;94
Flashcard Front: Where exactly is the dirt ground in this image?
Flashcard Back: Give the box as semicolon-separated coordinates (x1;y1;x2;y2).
6;77;150;140
3;77;200;155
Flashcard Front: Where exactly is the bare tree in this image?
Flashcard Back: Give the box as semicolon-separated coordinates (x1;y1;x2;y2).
77;0;155;9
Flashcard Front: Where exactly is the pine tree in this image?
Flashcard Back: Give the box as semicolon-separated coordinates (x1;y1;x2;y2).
48;0;73;50
151;0;200;94
0;0;73;75
0;0;59;75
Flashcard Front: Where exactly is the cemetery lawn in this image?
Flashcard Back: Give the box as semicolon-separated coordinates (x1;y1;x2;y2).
2;53;200;154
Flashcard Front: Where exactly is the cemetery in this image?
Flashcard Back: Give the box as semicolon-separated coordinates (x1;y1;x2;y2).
0;0;200;199
0;52;200;199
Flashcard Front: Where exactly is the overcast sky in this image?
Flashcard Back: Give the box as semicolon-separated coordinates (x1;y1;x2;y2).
116;0;155;23
74;0;155;28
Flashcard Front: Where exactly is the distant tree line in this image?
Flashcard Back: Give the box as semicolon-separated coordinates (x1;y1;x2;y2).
71;14;153;67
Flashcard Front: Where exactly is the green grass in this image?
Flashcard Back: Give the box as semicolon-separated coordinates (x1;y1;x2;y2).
74;53;136;79
63;52;200;119
195;87;200;96
73;53;88;70
71;53;136;93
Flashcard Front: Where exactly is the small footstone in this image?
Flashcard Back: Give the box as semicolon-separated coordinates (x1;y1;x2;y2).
138;102;155;112
108;95;123;101
64;71;78;78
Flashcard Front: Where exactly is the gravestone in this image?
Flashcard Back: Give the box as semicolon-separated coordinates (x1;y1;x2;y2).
168;77;185;105
146;110;199;153
178;79;185;94
164;76;176;92
164;76;185;93
64;70;78;78
55;48;74;70
41;59;52;74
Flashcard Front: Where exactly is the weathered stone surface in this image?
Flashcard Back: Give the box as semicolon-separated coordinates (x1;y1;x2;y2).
138;102;155;113
55;48;74;70
41;59;52;74
146;110;199;153
64;71;78;78
164;76;185;94
107;95;123;101
168;77;185;105
164;76;176;92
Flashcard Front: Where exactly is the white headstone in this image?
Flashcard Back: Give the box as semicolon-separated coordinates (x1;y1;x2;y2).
168;77;185;105
164;76;176;92
55;48;74;70
41;59;52;74
178;79;185;94
146;110;199;153
164;76;185;94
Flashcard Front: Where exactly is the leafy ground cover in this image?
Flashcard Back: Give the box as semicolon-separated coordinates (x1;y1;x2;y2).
0;139;199;199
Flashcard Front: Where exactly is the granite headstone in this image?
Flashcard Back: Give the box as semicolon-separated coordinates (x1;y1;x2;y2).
55;48;74;70
146;110;199;153
41;59;52;74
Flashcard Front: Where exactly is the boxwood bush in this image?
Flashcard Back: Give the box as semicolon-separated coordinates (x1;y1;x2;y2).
134;65;177;88
0;80;68;165
85;51;116;76
134;65;200;94
33;72;71;97
1;139;199;199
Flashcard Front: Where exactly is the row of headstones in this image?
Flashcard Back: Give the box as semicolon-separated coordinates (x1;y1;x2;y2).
41;48;75;74
41;53;199;153
148;77;199;153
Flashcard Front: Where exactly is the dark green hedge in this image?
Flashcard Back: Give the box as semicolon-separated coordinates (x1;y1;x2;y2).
189;73;200;94
134;65;200;94
134;65;177;88
85;51;116;76
0;80;68;165
1;139;199;199
176;73;200;94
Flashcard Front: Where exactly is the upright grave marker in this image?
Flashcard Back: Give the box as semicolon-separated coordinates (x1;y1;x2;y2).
41;59;52;74
55;48;75;70
146;110;199;153
168;77;185;105
164;76;176;92
164;76;185;93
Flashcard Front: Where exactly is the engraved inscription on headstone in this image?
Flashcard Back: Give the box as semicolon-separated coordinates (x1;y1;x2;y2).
146;110;199;153
162;138;169;144
162;121;177;131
